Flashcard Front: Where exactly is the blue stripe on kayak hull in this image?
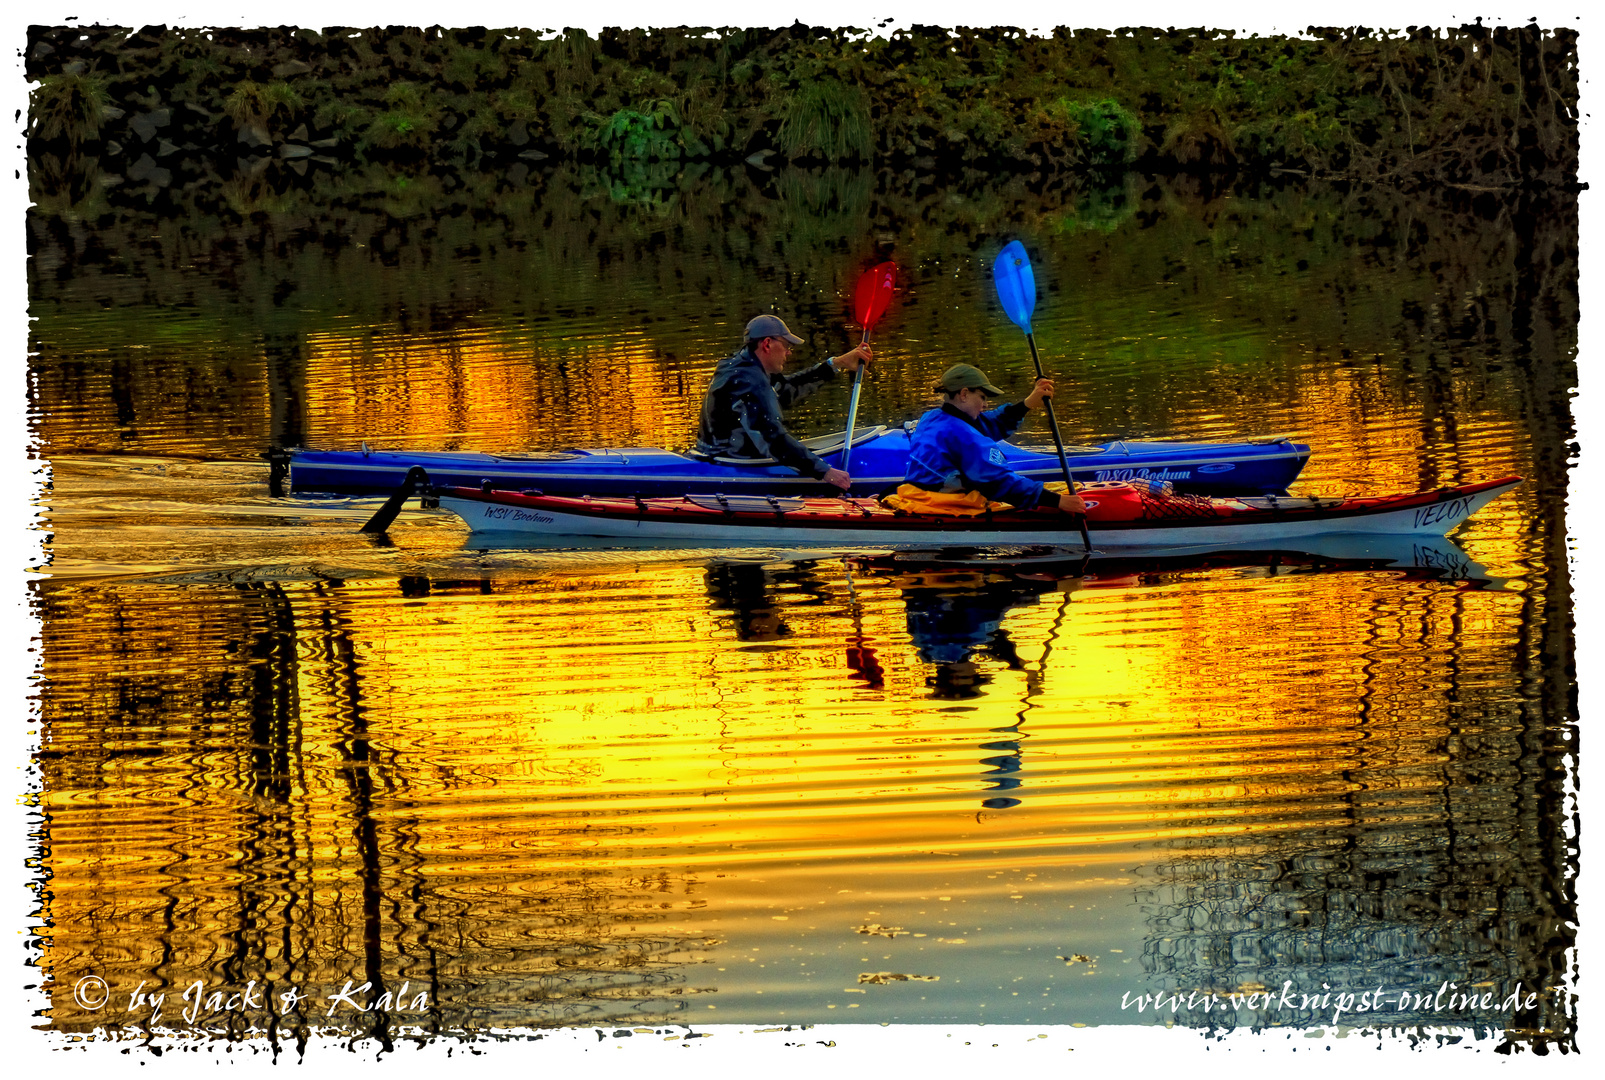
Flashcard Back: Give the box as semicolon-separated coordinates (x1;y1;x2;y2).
289;432;1310;498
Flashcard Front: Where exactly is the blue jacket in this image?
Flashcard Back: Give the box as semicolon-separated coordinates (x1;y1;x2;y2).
695;347;838;478
904;401;1048;509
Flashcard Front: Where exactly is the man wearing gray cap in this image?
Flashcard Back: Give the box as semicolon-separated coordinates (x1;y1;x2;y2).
695;314;873;490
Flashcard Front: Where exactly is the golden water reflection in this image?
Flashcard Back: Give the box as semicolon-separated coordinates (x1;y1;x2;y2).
28;172;1573;1046
36;532;1565;1038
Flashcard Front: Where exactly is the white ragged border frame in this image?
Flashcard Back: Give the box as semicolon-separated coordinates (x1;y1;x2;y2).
4;3;1591;1077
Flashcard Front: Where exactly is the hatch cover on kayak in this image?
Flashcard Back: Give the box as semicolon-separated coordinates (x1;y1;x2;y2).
682;494;811;513
485;451;589;462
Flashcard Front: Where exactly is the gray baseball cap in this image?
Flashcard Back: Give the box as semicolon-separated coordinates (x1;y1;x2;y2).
745;314;805;345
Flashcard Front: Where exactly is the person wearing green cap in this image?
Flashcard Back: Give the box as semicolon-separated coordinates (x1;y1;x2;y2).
894;363;1087;514
695;314;873;490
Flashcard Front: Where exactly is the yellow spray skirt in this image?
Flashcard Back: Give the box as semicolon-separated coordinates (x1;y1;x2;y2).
880;480;1084;517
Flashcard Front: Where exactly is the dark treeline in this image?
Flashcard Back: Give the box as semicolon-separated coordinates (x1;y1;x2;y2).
27;21;1578;217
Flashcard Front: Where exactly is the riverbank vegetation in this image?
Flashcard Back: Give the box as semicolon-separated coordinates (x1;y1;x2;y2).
26;21;1578;219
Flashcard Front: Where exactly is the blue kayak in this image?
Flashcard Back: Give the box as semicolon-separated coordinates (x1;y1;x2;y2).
287;426;1310;498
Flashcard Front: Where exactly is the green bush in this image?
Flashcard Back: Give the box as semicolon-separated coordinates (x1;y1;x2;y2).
594;100;682;160
1055;98;1141;168
1161;110;1237;168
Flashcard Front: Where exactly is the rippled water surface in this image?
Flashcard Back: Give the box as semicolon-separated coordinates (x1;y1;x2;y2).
26;168;1576;1048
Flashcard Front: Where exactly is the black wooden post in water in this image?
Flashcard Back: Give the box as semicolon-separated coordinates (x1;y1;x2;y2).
264;448;290;498
360;467;431;533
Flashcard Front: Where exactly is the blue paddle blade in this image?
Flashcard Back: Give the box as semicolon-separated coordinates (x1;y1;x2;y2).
992;240;1037;334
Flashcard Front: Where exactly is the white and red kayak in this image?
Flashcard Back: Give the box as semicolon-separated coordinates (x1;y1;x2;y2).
431;476;1521;549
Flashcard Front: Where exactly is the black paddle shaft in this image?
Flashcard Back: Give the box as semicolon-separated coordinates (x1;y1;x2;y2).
360;466;430;534
1024;332;1093;551
840;325;872;481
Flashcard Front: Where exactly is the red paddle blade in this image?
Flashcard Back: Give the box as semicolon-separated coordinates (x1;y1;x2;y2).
853;262;898;332
845;643;885;689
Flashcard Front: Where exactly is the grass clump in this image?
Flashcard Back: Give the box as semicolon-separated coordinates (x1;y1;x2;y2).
222;79;305;127
29;71;115;144
360;82;439;151
778;80;873;161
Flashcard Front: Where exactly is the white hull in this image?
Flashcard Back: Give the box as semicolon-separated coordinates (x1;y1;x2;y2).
438;480;1515;550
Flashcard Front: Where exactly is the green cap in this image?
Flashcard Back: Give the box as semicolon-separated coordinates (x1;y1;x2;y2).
936;363;1004;396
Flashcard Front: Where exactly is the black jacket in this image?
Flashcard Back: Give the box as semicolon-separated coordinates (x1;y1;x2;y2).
694;347;838;478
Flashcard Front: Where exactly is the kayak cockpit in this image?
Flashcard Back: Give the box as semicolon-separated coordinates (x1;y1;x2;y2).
692;425;890;467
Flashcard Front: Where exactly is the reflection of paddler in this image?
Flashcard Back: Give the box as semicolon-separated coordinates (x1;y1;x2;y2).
885;364;1088;516
705;560;840;642
895;569;1060;804
878;565;1073;809
896;569;1058;673
704;561;789;641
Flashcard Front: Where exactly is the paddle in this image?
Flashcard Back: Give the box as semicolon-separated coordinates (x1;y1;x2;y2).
841;564;885;689
359;466;430;533
841;261;897;481
992;241;1092;552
